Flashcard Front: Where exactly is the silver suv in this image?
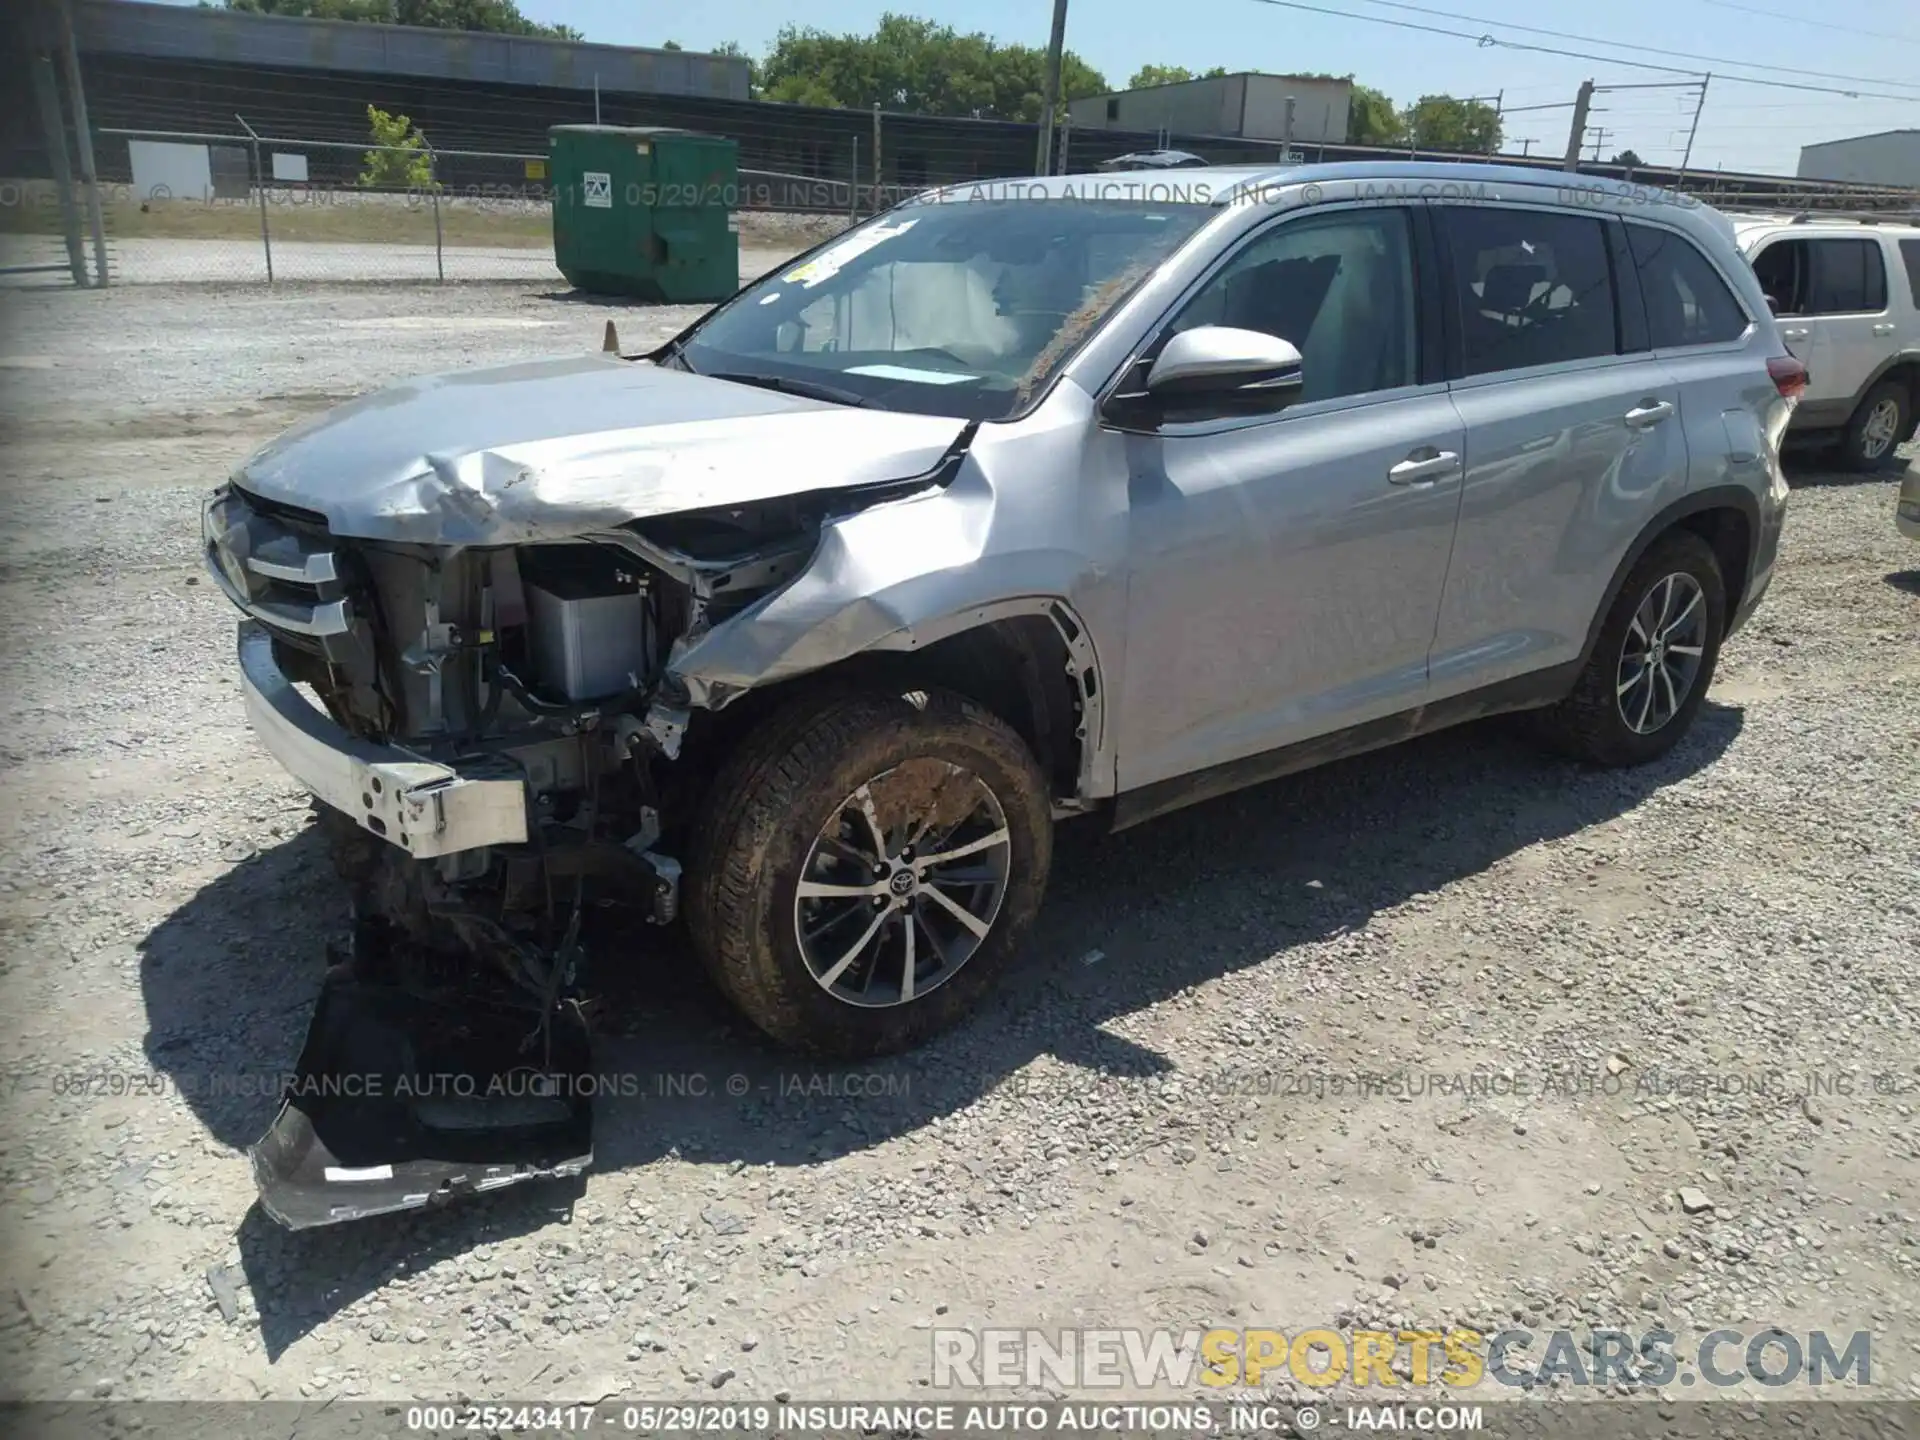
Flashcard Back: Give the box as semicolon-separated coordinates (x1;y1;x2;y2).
1733;212;1920;469
207;163;1794;1069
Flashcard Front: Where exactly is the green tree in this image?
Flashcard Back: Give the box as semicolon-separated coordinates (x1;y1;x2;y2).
359;103;436;189
759;13;1106;121
1611;148;1645;168
1125;64;1228;88
221;1;581;41
1347;84;1403;146
661;40;682;50
1404;94;1502;154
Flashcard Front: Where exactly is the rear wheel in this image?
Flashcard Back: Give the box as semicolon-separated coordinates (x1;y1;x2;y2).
1531;529;1727;767
686;688;1052;1057
1841;380;1911;472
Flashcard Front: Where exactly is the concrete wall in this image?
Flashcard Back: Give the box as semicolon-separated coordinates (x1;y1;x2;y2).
1240;75;1351;146
1796;131;1920;189
75;0;751;101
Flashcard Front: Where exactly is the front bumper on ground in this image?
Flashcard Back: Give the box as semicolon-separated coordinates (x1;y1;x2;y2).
237;621;528;858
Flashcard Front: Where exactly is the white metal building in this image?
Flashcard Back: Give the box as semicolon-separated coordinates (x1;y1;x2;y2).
1068;73;1353;146
1796;130;1920;190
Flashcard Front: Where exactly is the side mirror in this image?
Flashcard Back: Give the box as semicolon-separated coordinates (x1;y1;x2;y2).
1145;325;1305;398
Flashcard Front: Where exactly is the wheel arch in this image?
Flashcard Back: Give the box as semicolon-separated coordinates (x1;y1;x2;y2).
679;597;1108;806
1576;486;1760;669
1853;353;1920;428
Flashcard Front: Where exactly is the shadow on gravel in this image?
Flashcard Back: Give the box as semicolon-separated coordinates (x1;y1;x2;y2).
533;289;644;309
136;702;1743;1356
1781;451;1911;487
1886;569;1920;597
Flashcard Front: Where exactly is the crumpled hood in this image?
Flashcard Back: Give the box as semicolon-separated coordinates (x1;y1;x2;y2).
233;354;970;545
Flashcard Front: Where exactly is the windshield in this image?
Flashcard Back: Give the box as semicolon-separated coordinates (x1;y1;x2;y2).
679;196;1213;420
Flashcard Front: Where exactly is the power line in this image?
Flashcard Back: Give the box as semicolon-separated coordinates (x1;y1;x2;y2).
1341;0;1920;94
1244;0;1920;103
1691;0;1920;48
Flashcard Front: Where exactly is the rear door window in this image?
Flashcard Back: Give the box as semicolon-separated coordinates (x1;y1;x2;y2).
1436;206;1617;377
1756;236;1889;316
1900;238;1920;309
1806;238;1887;314
1625;223;1750;348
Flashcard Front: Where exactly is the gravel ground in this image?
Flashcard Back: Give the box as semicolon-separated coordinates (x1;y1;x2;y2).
0;278;1916;1410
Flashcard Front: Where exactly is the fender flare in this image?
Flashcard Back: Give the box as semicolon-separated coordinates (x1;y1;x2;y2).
1848;350;1920;418
866;595;1111;802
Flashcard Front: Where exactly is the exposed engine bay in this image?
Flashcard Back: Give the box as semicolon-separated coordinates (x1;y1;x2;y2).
202;425;1013;1225
209;470;942;974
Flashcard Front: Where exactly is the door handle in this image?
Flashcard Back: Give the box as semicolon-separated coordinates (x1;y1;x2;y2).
1873;322;1896;336
1388;449;1461;485
1624;400;1675;429
1780;327;1810;339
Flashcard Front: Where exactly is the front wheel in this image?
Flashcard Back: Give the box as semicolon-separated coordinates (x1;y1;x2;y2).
1531;529;1727;767
686;688;1052;1057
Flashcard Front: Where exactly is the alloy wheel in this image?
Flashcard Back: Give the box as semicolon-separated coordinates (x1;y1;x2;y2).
1616;571;1708;736
792;758;1012;1008
1860;397;1901;461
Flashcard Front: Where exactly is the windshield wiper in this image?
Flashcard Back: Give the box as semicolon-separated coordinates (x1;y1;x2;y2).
707;371;879;409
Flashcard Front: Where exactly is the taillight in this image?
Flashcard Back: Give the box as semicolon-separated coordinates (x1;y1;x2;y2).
1768;354;1808;400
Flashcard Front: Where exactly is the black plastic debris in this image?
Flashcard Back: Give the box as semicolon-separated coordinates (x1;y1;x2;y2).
249;971;592;1229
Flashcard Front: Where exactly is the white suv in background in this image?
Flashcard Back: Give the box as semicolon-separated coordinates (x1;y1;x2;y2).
1732;214;1920;470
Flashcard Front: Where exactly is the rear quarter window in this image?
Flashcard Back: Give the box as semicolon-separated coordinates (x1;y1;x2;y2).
1626;224;1750;347
1901;238;1920;309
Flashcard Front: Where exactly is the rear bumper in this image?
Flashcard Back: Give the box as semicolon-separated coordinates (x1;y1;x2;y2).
238;621;527;858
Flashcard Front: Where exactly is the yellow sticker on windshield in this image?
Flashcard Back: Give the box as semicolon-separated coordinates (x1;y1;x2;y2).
782;219;919;289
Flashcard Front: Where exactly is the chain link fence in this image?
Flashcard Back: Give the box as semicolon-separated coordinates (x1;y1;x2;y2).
6;109;1914;289
0;124;563;285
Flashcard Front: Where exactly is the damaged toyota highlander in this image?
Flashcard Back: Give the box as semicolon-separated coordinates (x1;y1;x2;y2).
206;162;1794;1226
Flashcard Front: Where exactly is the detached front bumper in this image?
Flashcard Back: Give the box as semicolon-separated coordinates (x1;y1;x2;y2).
237;621;528;858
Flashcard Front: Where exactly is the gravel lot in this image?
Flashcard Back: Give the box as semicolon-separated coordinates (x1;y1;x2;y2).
0;275;1916;1411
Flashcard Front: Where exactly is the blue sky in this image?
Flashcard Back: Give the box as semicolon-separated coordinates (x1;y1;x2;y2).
180;1;1920;174
510;0;1920;174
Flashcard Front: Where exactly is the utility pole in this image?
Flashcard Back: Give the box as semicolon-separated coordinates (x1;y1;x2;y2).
1676;72;1710;189
1588;127;1611;164
28;47;86;287
53;0;108;285
1562;79;1593;172
1035;0;1069;175
1518;138;1535;156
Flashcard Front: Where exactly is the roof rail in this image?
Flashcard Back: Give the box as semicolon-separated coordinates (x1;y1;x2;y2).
1786;209;1920;226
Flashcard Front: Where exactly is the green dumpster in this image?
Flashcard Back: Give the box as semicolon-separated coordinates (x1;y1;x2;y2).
548;125;740;302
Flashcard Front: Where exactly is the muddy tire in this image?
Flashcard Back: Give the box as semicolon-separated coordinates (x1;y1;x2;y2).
1531;529;1727;767
686;687;1052;1058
